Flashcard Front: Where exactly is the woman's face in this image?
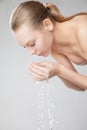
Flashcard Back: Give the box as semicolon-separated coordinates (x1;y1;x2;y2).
13;21;54;57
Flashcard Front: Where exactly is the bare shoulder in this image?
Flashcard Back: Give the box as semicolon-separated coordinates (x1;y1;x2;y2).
72;14;87;36
75;15;87;37
75;15;87;58
75;14;87;30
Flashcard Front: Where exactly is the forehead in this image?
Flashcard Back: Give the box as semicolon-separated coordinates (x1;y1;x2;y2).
14;23;35;46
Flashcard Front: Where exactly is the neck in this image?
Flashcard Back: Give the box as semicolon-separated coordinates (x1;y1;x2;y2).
53;21;75;45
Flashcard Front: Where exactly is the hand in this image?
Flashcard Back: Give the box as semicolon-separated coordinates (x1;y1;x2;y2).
29;61;61;81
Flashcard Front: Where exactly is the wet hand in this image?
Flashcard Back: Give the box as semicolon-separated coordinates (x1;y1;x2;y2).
29;61;60;81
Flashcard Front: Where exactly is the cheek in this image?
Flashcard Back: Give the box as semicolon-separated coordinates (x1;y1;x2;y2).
37;40;51;52
43;36;53;50
39;34;53;51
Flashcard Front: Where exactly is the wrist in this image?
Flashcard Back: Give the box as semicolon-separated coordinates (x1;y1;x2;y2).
55;63;64;76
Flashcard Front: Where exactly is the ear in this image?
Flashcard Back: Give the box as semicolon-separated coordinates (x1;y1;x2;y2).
42;18;54;31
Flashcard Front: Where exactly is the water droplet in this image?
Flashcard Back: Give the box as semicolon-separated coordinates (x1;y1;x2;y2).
35;80;61;130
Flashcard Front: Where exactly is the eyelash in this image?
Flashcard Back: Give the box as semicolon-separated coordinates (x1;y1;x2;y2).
30;43;35;47
23;42;35;48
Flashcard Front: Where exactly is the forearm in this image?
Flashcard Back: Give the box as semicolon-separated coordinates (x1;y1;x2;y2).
58;65;87;90
59;77;85;91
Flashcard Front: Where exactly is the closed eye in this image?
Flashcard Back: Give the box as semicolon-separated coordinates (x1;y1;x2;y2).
30;43;35;47
23;44;35;48
23;41;35;48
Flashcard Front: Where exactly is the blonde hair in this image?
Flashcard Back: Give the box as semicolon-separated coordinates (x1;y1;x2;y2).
10;0;87;31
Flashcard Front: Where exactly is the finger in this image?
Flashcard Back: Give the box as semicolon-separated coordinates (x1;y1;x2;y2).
30;63;49;76
32;61;49;67
31;72;46;81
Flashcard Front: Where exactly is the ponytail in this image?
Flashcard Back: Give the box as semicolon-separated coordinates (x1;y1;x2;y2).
10;1;87;31
46;3;87;22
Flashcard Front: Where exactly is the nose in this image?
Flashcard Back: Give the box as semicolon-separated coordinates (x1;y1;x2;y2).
31;50;36;55
36;52;42;56
28;48;41;56
29;49;36;55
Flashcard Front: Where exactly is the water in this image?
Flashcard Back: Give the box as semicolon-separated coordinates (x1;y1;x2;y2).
35;80;60;130
31;55;61;129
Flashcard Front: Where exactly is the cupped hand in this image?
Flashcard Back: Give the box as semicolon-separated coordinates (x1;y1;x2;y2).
29;61;61;81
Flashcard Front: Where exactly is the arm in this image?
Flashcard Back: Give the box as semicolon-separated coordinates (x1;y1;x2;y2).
59;65;87;90
52;53;86;91
29;54;85;91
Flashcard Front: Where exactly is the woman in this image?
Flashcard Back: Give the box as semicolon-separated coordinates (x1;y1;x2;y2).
10;1;87;91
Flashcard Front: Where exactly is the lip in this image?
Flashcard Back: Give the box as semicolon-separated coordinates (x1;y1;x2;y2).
42;53;49;57
37;52;49;57
37;52;44;56
37;53;42;56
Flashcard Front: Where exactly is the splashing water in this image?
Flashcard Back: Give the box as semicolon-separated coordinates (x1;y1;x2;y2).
35;80;60;130
31;55;61;129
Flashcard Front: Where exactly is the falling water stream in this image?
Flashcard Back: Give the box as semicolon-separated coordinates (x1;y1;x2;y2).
31;55;61;130
36;80;60;130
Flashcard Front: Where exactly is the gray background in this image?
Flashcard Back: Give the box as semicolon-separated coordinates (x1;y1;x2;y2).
0;0;87;130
